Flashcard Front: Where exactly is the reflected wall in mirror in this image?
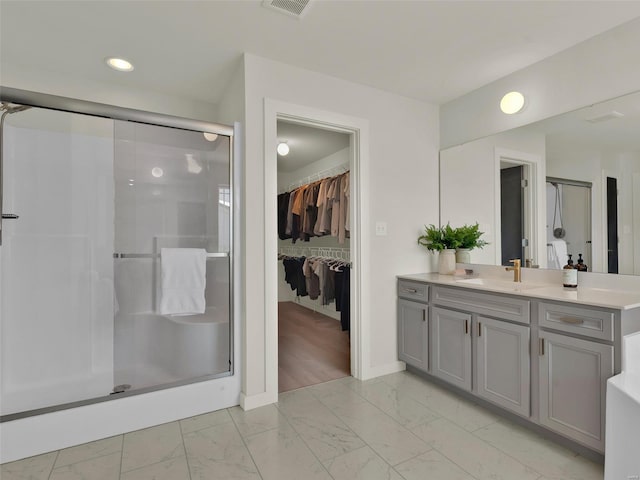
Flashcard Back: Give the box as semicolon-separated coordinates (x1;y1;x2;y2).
440;90;640;275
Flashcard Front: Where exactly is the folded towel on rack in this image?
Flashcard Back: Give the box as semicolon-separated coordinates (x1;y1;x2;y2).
547;240;568;270
160;248;207;315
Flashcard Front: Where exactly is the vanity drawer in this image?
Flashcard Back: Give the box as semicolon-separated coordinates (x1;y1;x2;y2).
398;280;429;303
432;286;530;324
538;302;614;341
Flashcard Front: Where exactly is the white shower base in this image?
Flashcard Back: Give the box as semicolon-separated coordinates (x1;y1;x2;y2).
114;307;230;392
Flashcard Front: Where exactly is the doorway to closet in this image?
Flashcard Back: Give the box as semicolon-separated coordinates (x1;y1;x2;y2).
276;120;352;393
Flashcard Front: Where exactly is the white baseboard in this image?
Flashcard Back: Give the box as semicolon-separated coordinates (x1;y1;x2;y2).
240;390;278;411
360;361;406;381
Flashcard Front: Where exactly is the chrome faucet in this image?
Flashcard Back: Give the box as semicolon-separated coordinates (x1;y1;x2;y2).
506;259;521;282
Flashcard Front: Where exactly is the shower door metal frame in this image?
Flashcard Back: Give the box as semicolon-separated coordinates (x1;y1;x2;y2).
0;86;235;422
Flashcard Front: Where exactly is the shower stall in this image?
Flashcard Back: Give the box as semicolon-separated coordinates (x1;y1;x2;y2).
0;90;233;420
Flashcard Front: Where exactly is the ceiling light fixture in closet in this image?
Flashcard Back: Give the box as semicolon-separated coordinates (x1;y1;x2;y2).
277;142;290;156
203;132;218;142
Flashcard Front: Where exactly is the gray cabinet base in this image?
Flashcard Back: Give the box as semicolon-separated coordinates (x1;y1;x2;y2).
405;365;605;465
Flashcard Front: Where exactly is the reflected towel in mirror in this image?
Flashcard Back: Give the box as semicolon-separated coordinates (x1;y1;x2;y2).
547;240;568;270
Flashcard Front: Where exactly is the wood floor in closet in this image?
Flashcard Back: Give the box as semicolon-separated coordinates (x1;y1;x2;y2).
278;301;350;393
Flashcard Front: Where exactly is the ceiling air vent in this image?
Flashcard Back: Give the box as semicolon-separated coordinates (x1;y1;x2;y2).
584;111;625;123
262;0;312;18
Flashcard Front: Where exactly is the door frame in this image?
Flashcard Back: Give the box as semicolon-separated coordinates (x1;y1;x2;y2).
264;99;370;401
494;148;543;267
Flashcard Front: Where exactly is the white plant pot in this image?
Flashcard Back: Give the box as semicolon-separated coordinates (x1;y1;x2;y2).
456;248;471;264
438;249;456;275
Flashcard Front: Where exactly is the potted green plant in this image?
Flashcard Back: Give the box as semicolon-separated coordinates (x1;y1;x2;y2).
454;223;488;263
418;224;460;274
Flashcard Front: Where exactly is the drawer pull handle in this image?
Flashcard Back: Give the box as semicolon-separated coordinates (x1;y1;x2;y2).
558;316;584;325
464;319;469;334
405;288;418;293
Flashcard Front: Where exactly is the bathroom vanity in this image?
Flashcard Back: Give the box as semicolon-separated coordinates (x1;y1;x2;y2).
397;272;640;455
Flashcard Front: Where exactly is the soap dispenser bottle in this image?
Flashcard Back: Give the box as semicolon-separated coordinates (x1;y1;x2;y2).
563;254;578;288
576;253;588;272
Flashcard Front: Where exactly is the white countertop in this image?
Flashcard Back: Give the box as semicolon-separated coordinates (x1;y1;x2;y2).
398;272;640;310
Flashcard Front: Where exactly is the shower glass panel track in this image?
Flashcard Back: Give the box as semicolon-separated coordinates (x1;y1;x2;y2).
0;89;233;420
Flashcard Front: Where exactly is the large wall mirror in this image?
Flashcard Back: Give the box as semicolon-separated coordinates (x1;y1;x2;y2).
440;90;640;275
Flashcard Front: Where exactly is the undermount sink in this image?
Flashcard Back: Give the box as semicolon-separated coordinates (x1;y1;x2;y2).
454;277;545;292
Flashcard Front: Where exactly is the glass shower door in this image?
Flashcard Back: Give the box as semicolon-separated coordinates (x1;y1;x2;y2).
113;121;231;392
0;108;115;416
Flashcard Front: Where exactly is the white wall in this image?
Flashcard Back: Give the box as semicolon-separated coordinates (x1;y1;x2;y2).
440;128;546;266
440;17;640;148
278;147;349;191
242;54;439;403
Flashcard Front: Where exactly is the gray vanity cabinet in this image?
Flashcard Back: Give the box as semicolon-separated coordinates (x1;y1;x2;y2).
397;299;429;370
476;316;530;417
430;306;472;390
538;329;614;452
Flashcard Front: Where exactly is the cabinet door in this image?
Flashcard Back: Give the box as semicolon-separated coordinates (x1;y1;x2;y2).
397;299;428;371
431;307;472;390
539;331;613;452
476;316;530;417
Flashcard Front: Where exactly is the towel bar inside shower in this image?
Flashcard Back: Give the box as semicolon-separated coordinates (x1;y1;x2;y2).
113;252;229;259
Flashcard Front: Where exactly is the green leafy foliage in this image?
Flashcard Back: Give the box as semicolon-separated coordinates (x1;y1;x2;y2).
456;223;488;249
417;223;488;252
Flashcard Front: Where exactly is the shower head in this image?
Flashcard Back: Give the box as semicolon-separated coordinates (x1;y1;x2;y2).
0;102;32;114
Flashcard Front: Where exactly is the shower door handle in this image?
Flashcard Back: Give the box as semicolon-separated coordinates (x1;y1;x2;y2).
1;214;19;219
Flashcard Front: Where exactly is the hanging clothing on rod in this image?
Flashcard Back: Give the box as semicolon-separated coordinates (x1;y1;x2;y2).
278;170;350;245
278;249;351;331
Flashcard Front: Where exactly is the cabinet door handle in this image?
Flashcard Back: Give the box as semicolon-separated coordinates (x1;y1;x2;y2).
478;322;482;337
422;309;426;322
464;319;469;334
539;338;545;355
558;316;584;325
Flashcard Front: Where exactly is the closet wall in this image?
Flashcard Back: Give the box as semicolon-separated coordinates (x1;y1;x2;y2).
277;136;350;320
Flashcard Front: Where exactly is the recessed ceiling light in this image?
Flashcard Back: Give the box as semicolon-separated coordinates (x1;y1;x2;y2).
105;57;134;72
500;91;526;114
203;132;218;142
277;142;290;156
151;167;164;178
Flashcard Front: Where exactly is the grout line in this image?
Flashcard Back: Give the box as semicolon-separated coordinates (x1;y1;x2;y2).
178;421;192;480
274;389;339;479
228;407;265;480
47;450;61;480
117;434;124;480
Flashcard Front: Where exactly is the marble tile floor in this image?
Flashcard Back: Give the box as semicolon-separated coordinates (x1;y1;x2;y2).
1;371;604;480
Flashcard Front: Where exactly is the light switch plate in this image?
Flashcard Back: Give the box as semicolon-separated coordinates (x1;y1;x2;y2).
375;221;387;236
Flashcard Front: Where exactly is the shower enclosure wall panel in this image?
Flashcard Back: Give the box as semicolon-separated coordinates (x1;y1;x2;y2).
0;111;115;415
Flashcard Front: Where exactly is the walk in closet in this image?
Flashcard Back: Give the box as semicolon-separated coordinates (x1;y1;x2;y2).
276;120;352;392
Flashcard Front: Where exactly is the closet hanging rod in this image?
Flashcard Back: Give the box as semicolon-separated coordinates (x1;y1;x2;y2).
113;252;229;259
279;164;349;194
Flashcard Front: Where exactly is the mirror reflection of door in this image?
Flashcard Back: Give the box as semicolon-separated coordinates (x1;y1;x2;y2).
500;166;525;266
545;178;592;270
607;176;619;274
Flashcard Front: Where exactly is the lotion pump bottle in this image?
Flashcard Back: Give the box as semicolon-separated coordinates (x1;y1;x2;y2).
563;254;578;288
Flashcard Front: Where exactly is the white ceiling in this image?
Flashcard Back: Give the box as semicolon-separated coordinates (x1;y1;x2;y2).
277;121;350;171
2;1;640;106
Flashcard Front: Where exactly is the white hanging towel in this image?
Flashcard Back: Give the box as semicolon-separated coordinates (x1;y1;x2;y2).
548;240;568;270
160;248;207;315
